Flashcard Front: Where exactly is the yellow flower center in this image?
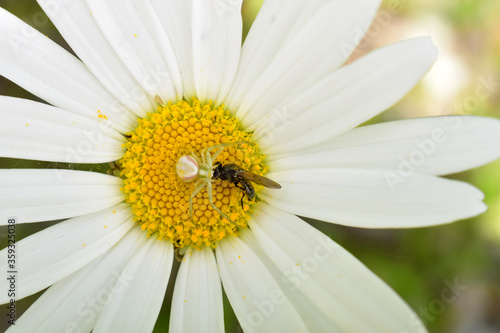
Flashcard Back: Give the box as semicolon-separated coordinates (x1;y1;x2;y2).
119;99;267;249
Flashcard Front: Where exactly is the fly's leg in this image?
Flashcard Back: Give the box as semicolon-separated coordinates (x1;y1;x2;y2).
240;192;245;208
234;180;248;208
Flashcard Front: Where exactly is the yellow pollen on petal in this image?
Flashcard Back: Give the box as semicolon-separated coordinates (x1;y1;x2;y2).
97;110;108;120
119;99;268;249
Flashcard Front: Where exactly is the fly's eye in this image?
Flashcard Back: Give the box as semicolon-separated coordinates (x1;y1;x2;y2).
176;155;199;182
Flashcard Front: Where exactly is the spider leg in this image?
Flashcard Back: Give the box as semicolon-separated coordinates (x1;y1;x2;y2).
200;143;213;164
189;179;206;222
205;141;255;164
208;147;225;166
205;148;214;169
189;150;201;165
206;180;235;224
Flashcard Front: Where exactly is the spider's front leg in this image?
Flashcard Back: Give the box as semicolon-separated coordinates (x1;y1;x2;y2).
204;141;254;167
189;150;201;165
189;179;205;222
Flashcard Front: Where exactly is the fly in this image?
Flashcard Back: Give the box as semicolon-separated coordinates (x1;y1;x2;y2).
212;162;281;206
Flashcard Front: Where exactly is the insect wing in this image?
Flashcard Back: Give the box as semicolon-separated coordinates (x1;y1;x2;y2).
237;171;282;189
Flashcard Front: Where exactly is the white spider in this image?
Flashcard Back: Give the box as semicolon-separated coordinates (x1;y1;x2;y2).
176;141;253;224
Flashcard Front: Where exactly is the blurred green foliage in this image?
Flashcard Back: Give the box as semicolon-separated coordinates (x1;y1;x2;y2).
0;0;499;332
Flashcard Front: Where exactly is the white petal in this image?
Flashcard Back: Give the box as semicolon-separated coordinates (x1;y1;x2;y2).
86;0;181;103
125;0;184;99
260;168;486;228
150;0;196;98
246;203;427;333
253;37;438;153
7;258;100;333
239;230;336;333
216;236;309;332
191;0;243;104
0;8;137;134
225;0;324;112
37;0;156;117
93;237;174;333
0;96;125;163
170;247;224;333
8;227;148;333
0;204;134;304
0;169;125;224
227;0;381;124
268;116;500;176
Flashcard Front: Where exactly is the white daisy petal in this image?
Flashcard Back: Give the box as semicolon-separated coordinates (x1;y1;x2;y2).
261;168;486;228
228;0;381;124
7;258;100;333
9;227;148;333
247;203;427;333
124;0;184;99
93;237;174;333
191;0;243;104
216;236;309;332
170;247;224;333
0;8;137;134
253;37;438;153
0;169;125;224
86;0;181;103
0;96;125;163
268;116;500;176
239;230;338;333
36;0;156;117
224;0;326;112
0;204;134;304
150;0;196;98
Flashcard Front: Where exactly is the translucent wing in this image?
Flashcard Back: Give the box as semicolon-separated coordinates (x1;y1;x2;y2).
237;171;282;189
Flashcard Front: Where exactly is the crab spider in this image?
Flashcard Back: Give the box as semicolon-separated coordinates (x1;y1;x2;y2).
176;141;254;224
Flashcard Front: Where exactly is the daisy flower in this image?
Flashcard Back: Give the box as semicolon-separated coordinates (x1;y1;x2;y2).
1;0;500;332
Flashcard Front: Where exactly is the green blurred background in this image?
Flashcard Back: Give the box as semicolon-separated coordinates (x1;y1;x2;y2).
0;0;499;332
